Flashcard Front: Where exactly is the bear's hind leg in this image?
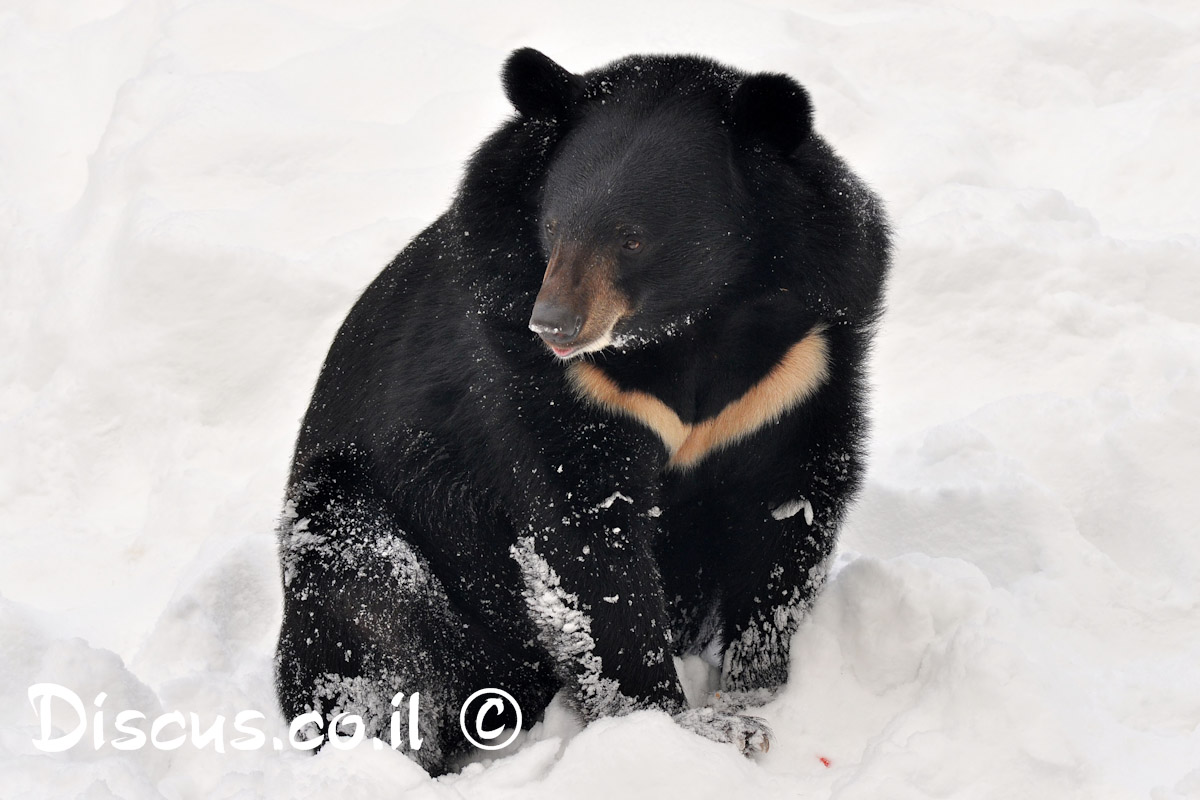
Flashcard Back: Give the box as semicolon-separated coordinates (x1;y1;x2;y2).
274;471;555;775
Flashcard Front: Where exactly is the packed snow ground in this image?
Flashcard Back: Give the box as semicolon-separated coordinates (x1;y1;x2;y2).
2;1;1199;798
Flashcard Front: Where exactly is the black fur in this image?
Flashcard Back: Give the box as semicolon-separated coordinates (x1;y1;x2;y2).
729;72;812;154
502;47;584;120
274;49;890;775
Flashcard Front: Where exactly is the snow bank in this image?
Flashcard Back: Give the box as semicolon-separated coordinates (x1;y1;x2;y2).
2;0;1198;798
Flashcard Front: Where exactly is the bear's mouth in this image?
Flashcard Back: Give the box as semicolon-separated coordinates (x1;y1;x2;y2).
542;329;615;360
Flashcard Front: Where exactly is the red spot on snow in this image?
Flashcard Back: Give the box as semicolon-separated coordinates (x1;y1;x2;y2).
819;756;831;768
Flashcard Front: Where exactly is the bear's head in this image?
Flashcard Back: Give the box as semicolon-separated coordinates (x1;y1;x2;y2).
503;48;814;360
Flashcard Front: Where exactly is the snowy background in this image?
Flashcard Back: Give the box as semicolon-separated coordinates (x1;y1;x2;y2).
2;0;1199;797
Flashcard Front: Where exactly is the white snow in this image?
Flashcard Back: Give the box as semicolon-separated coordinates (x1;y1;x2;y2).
2;1;1199;798
595;491;634;510
771;498;814;525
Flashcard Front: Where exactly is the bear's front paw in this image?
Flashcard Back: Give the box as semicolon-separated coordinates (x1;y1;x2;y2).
707;687;779;714
673;707;772;755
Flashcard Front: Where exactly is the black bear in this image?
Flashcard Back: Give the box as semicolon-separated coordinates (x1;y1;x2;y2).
274;48;889;774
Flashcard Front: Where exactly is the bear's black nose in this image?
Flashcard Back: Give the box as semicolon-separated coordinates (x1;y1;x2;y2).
529;302;583;345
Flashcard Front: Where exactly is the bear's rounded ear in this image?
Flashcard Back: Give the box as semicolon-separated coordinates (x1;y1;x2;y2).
502;48;583;120
729;73;812;154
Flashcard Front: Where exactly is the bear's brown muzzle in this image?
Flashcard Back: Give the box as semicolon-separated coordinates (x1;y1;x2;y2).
529;239;629;355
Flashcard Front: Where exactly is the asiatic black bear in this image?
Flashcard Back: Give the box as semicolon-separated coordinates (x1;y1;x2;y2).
274;48;889;774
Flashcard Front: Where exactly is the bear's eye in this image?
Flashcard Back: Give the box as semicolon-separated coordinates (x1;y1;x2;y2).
622;237;642;252
544;220;557;236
